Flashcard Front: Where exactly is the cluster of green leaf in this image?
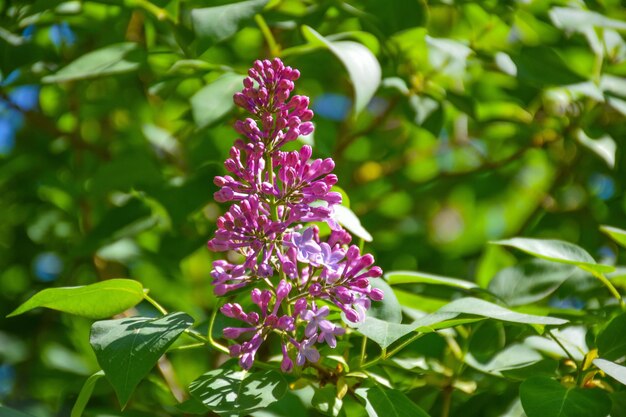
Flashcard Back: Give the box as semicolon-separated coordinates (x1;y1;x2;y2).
1;0;626;416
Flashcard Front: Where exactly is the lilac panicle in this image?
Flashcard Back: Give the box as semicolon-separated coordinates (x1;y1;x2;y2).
207;58;383;371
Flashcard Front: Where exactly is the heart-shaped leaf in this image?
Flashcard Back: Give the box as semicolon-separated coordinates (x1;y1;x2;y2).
8;279;144;319
189;369;287;414
90;312;194;407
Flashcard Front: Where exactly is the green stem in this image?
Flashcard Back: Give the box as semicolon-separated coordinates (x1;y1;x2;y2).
587;268;624;308
359;335;367;365
130;0;175;22
184;329;210;344
144;292;168;315
208;306;230;354
547;330;582;384
169;342;206;351
255;14;280;57
360;333;425;369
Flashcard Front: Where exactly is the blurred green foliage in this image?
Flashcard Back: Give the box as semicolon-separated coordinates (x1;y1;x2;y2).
1;0;626;416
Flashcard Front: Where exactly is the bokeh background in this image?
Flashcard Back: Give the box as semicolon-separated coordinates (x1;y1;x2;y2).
1;0;625;415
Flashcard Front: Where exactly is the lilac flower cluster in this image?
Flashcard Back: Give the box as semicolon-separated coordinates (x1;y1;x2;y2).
208;58;383;371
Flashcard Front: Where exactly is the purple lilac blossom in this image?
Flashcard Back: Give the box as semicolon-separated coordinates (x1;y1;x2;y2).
207;58;383;371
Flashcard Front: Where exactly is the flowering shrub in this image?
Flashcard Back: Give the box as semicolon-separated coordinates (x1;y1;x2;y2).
208;58;383;371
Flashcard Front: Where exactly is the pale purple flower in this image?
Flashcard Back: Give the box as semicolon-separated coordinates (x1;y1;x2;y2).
301;305;330;338
290;228;322;264
317;320;346;348
315;242;345;281
296;337;320;366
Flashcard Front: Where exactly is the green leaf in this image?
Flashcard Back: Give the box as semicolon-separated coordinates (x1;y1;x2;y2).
191;73;245;129
488;260;576;306
465;344;544;376
439;297;568;326
71;370;105;417
513;47;585;87
492;237;614;274
597;313;626;361
312;385;344;417
367;278;402;324
358;295;564;349
576;130;616;169
191;0;268;46
189;369;288;414
355;385;431;417
333;205;373;242
600;225;626;248
42;43;142;83
90;312;194;407
302;26;381;115
594;358;626;386
386;270;479;291
7;279;144;319
520;376;611;417
550;7;626;32
355;312;459;349
0;406;37;417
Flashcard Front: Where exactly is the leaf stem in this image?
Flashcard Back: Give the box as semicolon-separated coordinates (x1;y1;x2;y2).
144;292;168;315
360;333;425;369
547;329;581;383
169;342;206;351
208;306;231;355
587;269;624;308
359;335;367;365
255;14;280;57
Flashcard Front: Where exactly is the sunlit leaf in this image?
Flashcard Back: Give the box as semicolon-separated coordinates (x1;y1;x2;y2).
576;130;616;169
191;73;245;129
550;7;626;32
189;369;287;414
302;26;381;115
600;225;626;248
488;260;576;306
594;358;626;386
90;312;194;406
332;205;373;242
42;43;142;83
191;0;268;46
312;384;343;417
520;376;611;417
367;278;402;324
439;297;567;326
8;279;144;319
492;237;614;273
354;312;458;349
386;270;479;290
